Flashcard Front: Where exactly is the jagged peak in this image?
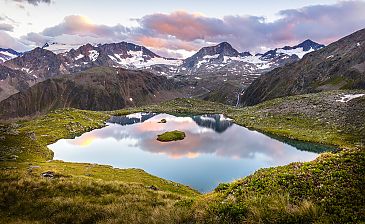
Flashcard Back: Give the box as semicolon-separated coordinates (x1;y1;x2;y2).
217;41;233;48
240;51;252;57
299;39;318;45
294;39;325;51
0;48;22;56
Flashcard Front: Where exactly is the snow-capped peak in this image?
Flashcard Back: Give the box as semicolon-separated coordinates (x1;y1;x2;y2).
42;42;84;54
294;39;324;51
0;48;22;63
261;39;325;59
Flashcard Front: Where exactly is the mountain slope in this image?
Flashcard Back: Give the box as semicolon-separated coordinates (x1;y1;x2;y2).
0;64;37;101
4;47;66;79
241;28;365;106
182;42;240;68
0;67;185;118
0;42;182;102
3;42;181;80
61;42;182;73
166;40;323;105
260;39;324;60
0;40;324;105
0;48;22;63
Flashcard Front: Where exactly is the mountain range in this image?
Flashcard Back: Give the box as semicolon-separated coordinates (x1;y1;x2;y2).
241;28;365;106
0;67;185;118
0;39;324;105
0;29;365;119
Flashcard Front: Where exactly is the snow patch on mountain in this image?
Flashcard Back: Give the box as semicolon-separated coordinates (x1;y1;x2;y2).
88;50;99;61
42;42;83;54
276;47;314;59
74;54;84;60
109;51;182;68
0;49;22;63
203;54;220;59
336;94;365;103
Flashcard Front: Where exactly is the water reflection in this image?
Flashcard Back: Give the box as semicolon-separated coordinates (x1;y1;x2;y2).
108;113;157;125
192;114;233;133
49;113;328;192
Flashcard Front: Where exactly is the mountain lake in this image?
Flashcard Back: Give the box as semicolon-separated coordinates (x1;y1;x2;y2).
48;113;333;192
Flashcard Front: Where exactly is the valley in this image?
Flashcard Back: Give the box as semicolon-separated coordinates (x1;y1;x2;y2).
1;89;364;223
0;2;364;223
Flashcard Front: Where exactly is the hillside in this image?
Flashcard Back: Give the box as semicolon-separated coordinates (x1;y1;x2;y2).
0;67;185;119
0;64;37;101
0;93;364;223
241;28;365;106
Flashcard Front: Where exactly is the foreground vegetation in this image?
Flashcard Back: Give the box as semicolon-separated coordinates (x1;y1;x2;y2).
0;109;197;223
1;90;364;223
191;148;364;223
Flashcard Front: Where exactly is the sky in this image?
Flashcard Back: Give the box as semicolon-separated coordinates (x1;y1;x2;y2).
0;0;365;58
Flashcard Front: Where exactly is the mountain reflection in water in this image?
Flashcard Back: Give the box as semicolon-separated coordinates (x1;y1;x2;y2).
192;114;233;133
49;113;329;192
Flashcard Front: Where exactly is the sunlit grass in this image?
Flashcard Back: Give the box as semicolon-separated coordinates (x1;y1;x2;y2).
0;91;364;223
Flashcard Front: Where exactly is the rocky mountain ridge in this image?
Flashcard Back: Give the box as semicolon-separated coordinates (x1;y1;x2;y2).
240;28;365;106
0;67;185;118
0;39;324;104
0;48;23;63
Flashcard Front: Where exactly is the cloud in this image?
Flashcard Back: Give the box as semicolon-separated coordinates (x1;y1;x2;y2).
135;1;365;52
16;1;365;57
21;15;130;46
0;23;14;31
21;32;49;45
271;1;365;44
12;0;51;6
138;11;224;42
0;31;29;51
41;15;129;38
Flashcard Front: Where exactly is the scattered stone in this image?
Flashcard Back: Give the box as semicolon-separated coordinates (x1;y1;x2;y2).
41;171;55;178
27;131;36;140
29;165;41;169
333;148;344;153
28;165;41;173
0;136;5;140
0;167;17;170
8;129;20;135
148;185;159;191
9;155;18;161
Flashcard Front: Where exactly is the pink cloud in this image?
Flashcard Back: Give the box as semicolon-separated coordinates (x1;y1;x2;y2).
16;1;365;57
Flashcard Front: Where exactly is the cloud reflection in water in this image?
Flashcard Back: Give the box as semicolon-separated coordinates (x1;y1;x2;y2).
49;113;320;192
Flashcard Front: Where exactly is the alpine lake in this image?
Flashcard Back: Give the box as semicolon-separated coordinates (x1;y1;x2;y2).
48;113;333;192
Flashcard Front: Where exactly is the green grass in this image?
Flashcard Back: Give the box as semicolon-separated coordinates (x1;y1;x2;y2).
0;91;364;223
157;130;186;142
0;163;196;223
0;108;198;223
228;91;365;149
190;148;365;223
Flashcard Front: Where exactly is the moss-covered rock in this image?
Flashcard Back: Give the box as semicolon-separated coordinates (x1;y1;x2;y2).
157;130;186;142
158;119;167;123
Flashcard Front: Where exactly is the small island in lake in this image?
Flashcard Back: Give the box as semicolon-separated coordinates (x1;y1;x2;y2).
157;130;186;142
158;119;167;123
